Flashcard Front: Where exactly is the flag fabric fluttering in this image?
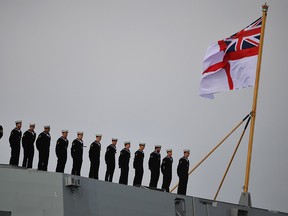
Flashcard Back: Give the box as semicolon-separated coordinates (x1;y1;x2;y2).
199;17;262;99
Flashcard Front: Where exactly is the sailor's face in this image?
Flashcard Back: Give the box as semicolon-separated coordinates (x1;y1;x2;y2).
184;152;190;158
62;132;68;138
139;145;145;151
112;140;117;145
125;144;130;149
29;125;35;131
16;123;22;129
167;151;172;157
156;148;161;153
96;136;102;142
78;134;83;140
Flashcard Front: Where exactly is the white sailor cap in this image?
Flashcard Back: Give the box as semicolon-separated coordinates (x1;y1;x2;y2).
44;125;50;129
166;149;172;152
139;143;146;146
183;149;190;153
62;130;68;133
29;123;35;127
15;120;22;124
112;138;118;141
155;145;162;148
77;131;84;135
124;141;130;145
96;134;102;137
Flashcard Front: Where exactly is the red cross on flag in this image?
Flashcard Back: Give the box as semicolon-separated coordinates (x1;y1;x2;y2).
199;17;262;99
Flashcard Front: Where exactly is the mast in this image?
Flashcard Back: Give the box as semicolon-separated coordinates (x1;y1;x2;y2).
243;3;269;193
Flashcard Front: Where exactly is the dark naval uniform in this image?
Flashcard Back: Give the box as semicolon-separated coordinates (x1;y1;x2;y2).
55;136;69;173
177;157;190;195
133;150;144;186
36;131;51;171
119;148;131;185
0;125;3;139
105;144;116;182
89;141;101;179
148;151;161;188
161;156;173;192
71;138;83;176
9;127;22;166
22;130;36;168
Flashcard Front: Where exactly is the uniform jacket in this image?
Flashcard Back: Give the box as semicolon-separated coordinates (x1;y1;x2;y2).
148;151;161;171
36;131;51;151
56;136;69;157
177;157;189;178
22;130;36;148
133;150;144;169
89;141;101;160
0;125;3;139
119;148;131;168
9;128;22;148
71;139;83;159
105;144;117;164
161;156;173;176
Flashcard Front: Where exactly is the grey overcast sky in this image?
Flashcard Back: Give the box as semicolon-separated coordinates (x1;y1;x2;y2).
1;0;288;213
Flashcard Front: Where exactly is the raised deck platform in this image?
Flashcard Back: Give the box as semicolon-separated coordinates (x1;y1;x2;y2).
0;164;287;216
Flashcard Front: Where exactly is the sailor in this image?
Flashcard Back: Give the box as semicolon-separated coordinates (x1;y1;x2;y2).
89;134;102;179
148;145;161;188
0;125;3;139
71;132;84;176
119;141;131;185
161;149;173;192
55;130;69;173
9;120;22;166
133;143;145;186
22;123;36;168
36;125;51;171
105;138;117;182
177;149;190;195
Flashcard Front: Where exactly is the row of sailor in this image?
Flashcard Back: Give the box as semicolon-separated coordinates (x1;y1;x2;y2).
6;120;190;195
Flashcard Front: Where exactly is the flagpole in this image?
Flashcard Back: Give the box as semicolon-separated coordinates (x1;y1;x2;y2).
243;3;269;193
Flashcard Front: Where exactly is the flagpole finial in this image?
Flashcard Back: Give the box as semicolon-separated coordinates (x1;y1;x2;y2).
262;3;269;12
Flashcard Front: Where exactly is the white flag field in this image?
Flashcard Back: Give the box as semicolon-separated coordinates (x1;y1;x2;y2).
199;17;262;99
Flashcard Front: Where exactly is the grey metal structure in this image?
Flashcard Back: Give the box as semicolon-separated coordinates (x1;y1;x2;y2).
0;164;287;216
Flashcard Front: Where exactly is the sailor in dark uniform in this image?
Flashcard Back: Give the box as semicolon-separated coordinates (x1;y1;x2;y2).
55;130;69;173
133;143;145;186
105;138;117;182
22;123;36;168
148;145;161;188
177;149;190;195
36;125;51;171
0;125;3;139
9;120;22;166
89;134;102;179
71;132;84;176
161;149;173;192
119;141;131;185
